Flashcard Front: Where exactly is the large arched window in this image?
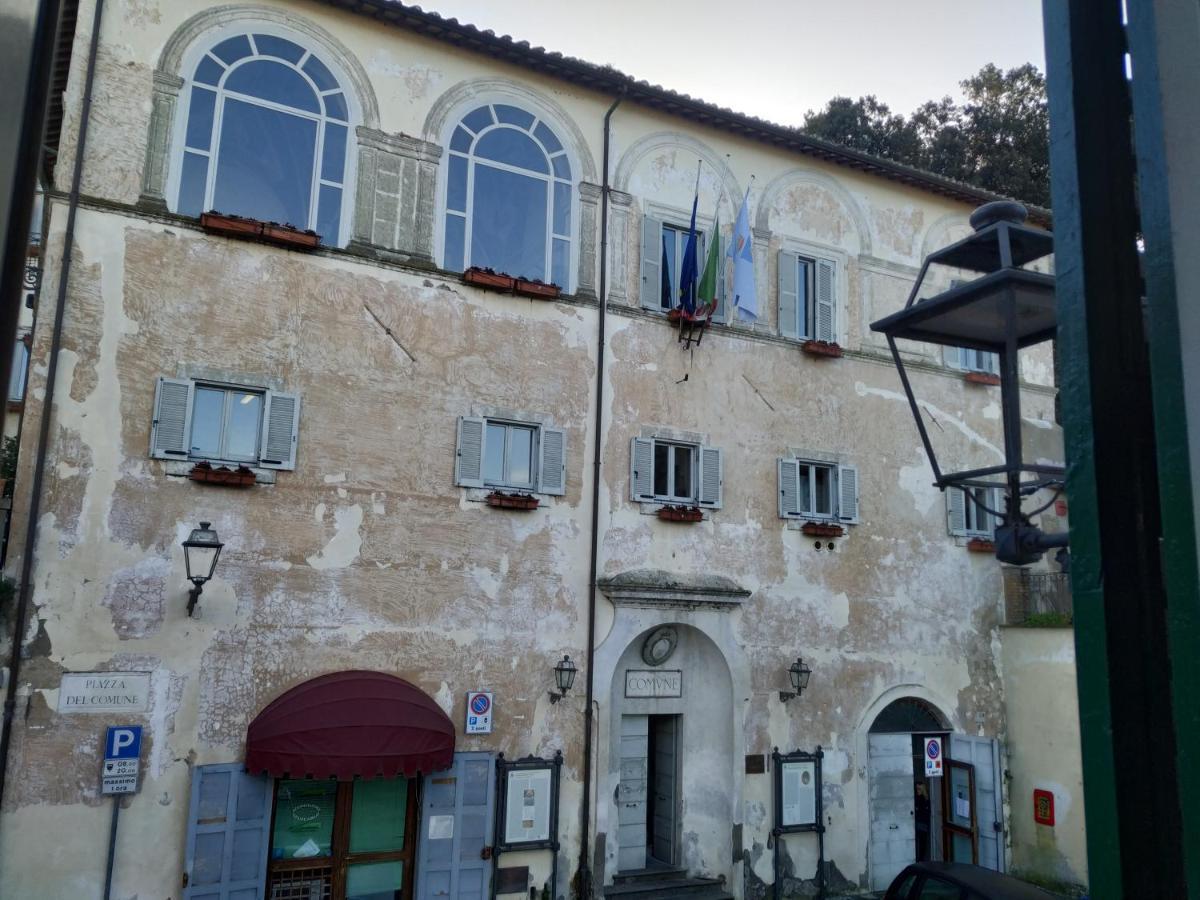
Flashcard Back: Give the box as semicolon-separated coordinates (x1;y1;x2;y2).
443;104;572;288
174;32;352;244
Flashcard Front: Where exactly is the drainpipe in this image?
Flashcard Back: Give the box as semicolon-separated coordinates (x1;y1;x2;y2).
578;90;622;900
0;0;106;815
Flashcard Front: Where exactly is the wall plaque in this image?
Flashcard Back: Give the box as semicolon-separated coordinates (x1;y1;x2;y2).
57;673;151;714
624;669;682;698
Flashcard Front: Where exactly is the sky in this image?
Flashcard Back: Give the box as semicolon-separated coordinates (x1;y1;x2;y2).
414;0;1046;127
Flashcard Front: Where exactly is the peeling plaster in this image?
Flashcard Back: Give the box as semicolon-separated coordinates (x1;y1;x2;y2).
305;505;364;570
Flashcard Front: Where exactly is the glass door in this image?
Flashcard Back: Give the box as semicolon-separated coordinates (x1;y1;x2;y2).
942;759;978;864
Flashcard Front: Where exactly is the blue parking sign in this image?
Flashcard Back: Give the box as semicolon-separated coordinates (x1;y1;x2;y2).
105;725;142;760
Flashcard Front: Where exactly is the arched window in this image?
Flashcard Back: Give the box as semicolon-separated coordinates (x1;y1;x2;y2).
443;104;573;288
175;33;352;244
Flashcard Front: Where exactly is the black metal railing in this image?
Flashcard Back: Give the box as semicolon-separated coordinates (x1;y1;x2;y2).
1003;570;1073;625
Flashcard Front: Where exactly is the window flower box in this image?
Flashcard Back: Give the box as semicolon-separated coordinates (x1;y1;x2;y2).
200;212;320;251
262;222;320;250
463;267;516;292
188;461;257;487
801;521;845;537
966;538;996;553
486;490;540;510
657;505;704;523
514;278;561;300
801;339;843;359
964;371;1001;386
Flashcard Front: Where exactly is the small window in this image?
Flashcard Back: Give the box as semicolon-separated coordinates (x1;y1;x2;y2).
779;251;835;342
953;346;999;374
8;334;29;403
455;416;566;496
947;485;1003;538
778;457;859;523
631;436;722;508
640;217;725;320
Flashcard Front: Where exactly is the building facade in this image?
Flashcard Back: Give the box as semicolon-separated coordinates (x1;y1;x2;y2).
0;1;1067;898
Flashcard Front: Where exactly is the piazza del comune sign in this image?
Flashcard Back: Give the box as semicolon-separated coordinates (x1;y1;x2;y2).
624;669;683;698
57;672;151;713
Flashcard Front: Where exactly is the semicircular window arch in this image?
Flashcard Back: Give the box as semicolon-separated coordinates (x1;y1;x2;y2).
443;103;573;289
175;32;353;245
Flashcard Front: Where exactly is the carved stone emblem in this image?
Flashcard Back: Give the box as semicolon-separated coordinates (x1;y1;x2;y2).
641;626;678;666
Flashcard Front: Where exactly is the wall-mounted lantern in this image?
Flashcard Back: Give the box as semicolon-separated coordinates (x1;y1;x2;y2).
869;201;1068;566
182;521;224;616
779;657;812;703
549;654;576;704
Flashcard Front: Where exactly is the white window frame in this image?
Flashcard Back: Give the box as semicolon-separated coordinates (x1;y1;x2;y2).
650;438;699;504
778;453;859;524
8;332;29;403
640;201;727;322
455;413;566;496
950;485;1004;538
777;238;845;344
957;346;1000;374
657;222;707;313
166;23;360;247
189;382;266;464
482;418;540;492
794;459;837;519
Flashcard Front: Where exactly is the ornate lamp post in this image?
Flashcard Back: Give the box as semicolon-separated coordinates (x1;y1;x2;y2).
549;654;577;703
870;201;1067;566
182;521;223;616
779;657;812;703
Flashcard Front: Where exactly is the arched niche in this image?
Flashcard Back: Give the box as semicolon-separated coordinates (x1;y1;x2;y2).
755;168;872;257
613;131;742;222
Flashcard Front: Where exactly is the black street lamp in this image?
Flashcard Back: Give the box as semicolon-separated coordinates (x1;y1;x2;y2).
182;521;223;616
870;201;1068;566
779;657;812;703
549;654;576;703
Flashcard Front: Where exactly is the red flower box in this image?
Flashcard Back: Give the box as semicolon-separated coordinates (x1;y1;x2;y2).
964;371;1001;386
801;340;843;358
188;461;256;487
201;212;263;239
200;212;320;250
463;268;516;291
486;491;539;510
262;223;320;250
966;538;996;553
657;505;704;522
801;521;845;537
514;278;561;300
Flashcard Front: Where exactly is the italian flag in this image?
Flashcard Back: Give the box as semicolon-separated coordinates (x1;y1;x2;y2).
696;216;720;317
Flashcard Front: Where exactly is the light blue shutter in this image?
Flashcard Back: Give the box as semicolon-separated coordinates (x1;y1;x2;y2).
183;763;271;900
539;426;566;495
778;250;800;339
416;752;495;900
945;346;963;369
815;258;836;342
630;437;654;501
151;376;194;459
837;464;859;524
947;487;968;536
455;417;485;488
697;445;722;508
778;458;801;518
258;391;300;470
949;735;1005;872
640;216;665;310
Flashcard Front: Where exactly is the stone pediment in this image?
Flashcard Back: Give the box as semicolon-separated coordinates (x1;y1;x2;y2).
596;569;750;610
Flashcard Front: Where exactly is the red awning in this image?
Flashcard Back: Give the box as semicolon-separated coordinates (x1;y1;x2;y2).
245;670;455;780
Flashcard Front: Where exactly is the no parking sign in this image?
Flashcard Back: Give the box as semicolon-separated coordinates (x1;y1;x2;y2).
924;737;943;777
466;691;493;734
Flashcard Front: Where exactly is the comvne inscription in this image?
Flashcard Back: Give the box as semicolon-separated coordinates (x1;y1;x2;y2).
58;673;151;714
624;669;683;698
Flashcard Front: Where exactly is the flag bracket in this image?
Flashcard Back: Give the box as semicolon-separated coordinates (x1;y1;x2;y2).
669;306;712;349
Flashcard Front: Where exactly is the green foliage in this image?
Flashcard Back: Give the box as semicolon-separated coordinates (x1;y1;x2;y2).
1023;611;1073;628
0;436;16;483
803;63;1050;208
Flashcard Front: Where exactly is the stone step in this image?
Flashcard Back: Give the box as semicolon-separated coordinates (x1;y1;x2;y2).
604;877;727;900
611;867;689;885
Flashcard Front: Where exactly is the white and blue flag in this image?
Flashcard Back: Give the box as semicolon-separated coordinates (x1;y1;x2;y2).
728;188;757;320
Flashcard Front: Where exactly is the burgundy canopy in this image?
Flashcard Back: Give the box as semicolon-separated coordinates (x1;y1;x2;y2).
245;670;455;780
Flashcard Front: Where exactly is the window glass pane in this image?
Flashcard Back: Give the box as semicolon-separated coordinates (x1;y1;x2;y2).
321;123;347;183
444;214;465;271
483;423;506;484
194;55;225;87
949;767;972;827
553;182;570;235
446;155;468;212
799;466;812;514
185;87;216;150
815;465;832;516
662;229;677;309
323;92;348;122
653;443;669;497
316;185;342;245
474;129;549;174
533;121;563;154
253;34;305;64
552;239;569;290
211;35;253;65
350;779;408;853
225;60;320;113
225;391;262;459
798;259;812;337
470;164;547;280
347;861;403;900
213;98;317;227
302;54;338;92
191;388;224;457
551;154;571;180
450;127;473;154
462;106;495;134
508;427;534;487
494;104;535;129
673;445;693;499
8;341;28;401
178;152;209;217
271;779;336;860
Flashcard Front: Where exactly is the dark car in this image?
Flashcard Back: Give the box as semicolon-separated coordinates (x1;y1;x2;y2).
885;862;1060;900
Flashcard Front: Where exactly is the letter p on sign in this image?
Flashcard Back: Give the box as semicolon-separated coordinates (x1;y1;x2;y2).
105;725;142;760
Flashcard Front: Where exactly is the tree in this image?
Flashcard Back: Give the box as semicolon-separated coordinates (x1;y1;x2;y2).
802;63;1050;208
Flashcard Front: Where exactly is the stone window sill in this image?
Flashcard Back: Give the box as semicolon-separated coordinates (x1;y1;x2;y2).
162;459;276;485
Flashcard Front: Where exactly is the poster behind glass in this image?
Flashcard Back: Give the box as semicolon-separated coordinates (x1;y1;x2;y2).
503;767;552;845
780;760;817;827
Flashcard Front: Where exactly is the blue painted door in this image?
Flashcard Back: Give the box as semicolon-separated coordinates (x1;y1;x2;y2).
416;752;495;900
184;763;272;900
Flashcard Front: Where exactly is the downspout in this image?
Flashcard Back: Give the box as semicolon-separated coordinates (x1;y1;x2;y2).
0;0;106;815
578;90;622;900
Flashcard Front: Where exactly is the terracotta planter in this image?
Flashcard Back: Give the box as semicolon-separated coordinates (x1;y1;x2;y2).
463;268;516;291
514;278;561;300
966;538;996;553
188;461;257;487
964;371;1001;386
262;223;320;250
657;505;704;522
486;491;539;510
200;213;320;250
200;212;263;239
801;339;843;359
801;521;845;537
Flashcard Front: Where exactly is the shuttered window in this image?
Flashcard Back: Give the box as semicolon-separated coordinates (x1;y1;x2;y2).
778;458;859;523
454;416;565;496
640;216;725;319
150;376;300;470
947;485;1003;537
778;251;836;342
630;436;722;508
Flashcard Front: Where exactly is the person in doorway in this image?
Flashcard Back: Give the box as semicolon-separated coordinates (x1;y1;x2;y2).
915;780;932;860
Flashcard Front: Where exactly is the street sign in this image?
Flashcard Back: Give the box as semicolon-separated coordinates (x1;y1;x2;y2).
101;725;143;795
465;691;493;734
924;737;943;777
